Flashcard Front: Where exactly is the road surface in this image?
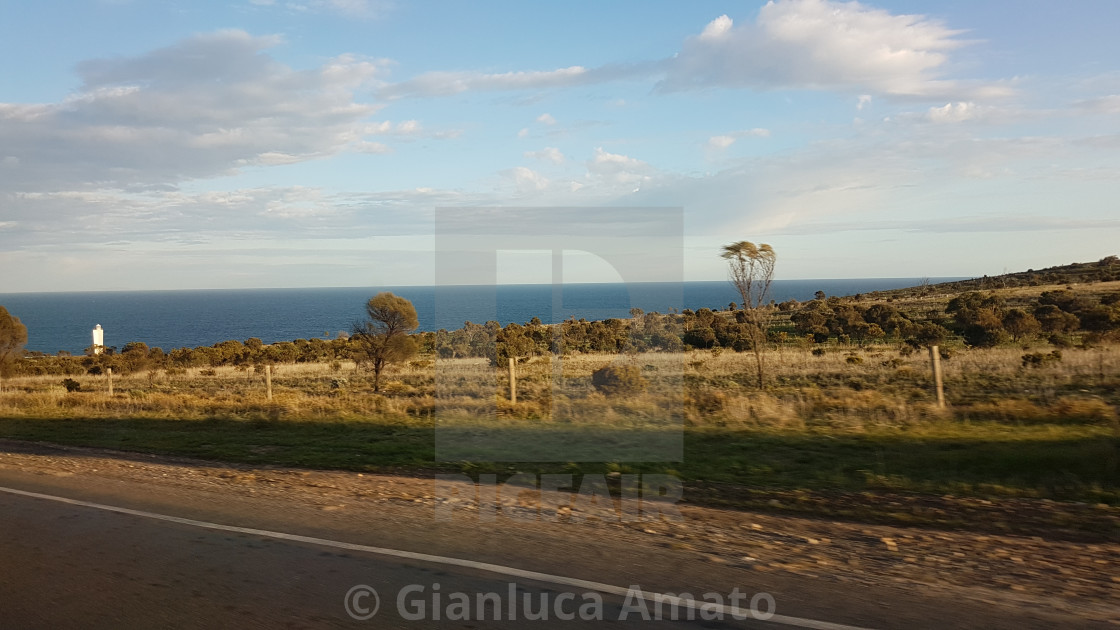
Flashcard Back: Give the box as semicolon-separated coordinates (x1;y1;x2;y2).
0;440;1114;629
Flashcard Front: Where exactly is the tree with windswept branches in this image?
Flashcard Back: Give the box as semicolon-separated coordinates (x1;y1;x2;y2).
721;241;776;388
0;306;28;393
352;292;419;392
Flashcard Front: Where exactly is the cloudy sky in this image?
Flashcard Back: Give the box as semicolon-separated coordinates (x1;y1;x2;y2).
2;0;1119;292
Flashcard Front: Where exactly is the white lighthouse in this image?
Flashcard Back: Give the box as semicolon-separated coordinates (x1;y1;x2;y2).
91;324;104;355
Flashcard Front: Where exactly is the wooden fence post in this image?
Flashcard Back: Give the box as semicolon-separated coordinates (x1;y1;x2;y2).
265;365;273;401
929;345;945;408
107;367;114;397
508;357;516;404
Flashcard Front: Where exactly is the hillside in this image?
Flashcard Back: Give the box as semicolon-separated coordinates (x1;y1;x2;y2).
876;256;1120;300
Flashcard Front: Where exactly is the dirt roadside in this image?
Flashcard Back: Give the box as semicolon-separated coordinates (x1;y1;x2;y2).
1;438;1117;625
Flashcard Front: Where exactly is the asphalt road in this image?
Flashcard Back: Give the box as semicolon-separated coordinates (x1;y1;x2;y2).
0;446;1110;629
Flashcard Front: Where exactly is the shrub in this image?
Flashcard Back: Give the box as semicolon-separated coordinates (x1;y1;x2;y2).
1048;334;1073;348
962;323;1007;348
687;389;726;415
1048;397;1117;425
380;380;413;395
1021;350;1062;368
61;378;81;392
905;322;949;348
845;354;863;365
591;364;647;396
811;347;826;357
200;369;217;377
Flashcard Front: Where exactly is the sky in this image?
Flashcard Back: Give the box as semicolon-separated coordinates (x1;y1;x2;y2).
1;0;1119;292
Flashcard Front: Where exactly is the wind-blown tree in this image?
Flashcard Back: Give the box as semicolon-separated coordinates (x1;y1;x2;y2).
353;292;419;392
721;241;776;388
0;306;28;392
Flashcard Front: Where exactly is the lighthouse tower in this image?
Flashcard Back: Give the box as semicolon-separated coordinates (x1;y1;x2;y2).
91;324;104;355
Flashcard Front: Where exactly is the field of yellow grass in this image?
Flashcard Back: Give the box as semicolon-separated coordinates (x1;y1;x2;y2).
1;341;1117;537
3;343;1115;431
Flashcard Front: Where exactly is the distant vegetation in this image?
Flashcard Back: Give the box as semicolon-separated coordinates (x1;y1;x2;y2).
6;256;1118;379
0;256;1117;535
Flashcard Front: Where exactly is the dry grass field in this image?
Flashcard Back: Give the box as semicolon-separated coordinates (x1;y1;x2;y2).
2;343;1115;431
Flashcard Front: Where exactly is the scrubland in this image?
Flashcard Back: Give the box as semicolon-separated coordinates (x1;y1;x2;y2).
2;266;1118;536
1;343;1116;528
3;342;1116;429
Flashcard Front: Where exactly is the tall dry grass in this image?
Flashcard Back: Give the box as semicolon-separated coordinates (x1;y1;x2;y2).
1;344;1117;433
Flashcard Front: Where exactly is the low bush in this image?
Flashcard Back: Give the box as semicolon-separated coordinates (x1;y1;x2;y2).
1021;350;1062;368
591;364;648;396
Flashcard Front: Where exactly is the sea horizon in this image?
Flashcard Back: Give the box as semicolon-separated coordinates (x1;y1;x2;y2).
1;277;966;355
0;276;966;296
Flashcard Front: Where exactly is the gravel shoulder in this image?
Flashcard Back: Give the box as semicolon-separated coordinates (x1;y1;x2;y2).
1;438;1118;627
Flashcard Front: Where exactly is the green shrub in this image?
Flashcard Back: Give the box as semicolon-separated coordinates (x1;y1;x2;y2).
591;364;647;396
61;378;81;393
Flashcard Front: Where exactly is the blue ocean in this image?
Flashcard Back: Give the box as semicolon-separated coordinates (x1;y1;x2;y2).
0;279;961;355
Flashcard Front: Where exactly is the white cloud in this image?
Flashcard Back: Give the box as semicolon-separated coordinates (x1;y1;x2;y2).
505;166;550;193
259;0;390;18
351;141;392;154
707;128;770;149
912;101;1036;125
524;147;564;164
376;0;1008;102
927;102;982;123
517;127;530;138
1074;94;1120;115
660;0;1005;99
699;14;734;40
0;30;394;193
588;148;656;190
360;119;459;139
315;0;388;18
379;66;591;99
708;135;736;149
857;95;872;110
536;113;557;125
376;1;1004;102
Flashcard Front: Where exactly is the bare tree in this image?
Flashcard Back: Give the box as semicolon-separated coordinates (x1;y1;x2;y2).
352;293;419;392
721;241;776;388
0;306;28;393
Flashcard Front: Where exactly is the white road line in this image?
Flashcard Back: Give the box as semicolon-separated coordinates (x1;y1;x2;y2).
0;484;873;630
